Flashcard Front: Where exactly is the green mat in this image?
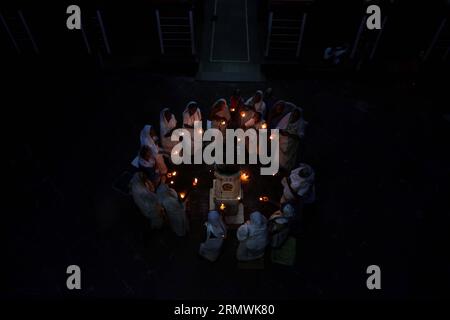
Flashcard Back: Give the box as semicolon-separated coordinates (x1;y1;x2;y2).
271;237;296;266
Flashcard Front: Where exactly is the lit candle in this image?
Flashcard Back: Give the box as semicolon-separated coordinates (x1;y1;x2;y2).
221;120;226;125
219;203;226;211
230;107;235;112
237;196;241;200
170;181;174;185
240;172;249;182
179;192;186;199
172;171;177;176
192;178;198;186
261;123;267;129
259;196;269;202
241;111;246;118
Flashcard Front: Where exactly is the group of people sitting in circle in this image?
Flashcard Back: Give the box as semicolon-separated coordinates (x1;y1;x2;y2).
127;88;316;265
199;162;315;265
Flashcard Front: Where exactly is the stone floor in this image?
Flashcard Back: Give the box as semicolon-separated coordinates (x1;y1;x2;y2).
4;66;450;300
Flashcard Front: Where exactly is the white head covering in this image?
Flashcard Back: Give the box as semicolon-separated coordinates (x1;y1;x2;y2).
248;211;267;232
290;163;315;196
131;125;159;167
278;106;307;138
183;101;202;127
246;91;266;116
139;125;159;156
160;108;177;137
237;211;268;241
207;210;226;238
211;98;230;121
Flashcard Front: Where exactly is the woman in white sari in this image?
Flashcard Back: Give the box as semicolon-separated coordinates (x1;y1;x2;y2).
276;106;307;172
159;108;178;155
209;99;231;134
156;183;189;236
130;172;165;229
236;211;268;262
183;101;202;129
280;163;315;205
132;125;168;178
245;90;266;118
199;211;227;262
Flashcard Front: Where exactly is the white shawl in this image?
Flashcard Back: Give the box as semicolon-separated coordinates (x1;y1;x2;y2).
160;108;177;137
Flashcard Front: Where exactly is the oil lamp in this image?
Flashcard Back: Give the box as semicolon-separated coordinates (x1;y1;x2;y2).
240;172;249;182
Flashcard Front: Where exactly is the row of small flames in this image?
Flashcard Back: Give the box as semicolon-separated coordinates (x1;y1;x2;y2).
165;170;270;210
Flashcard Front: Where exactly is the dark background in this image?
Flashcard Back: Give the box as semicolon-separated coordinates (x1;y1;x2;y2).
2;0;450;300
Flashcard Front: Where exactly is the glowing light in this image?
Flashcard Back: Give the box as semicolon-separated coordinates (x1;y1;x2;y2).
192;178;198;186
221;121;226;125
170;181;174;185
179;192;186;199
198;129;203;134
240;112;246;118
240;172;249;182
269;134;274;140
259;196;269;202
172;171;177;176
219;203;226;211
261;123;267;129
167;173;172;178
237;138;241;142
230;108;235;112
237;196;241;200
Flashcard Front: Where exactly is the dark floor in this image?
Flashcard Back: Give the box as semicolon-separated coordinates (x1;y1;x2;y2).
4;65;450;299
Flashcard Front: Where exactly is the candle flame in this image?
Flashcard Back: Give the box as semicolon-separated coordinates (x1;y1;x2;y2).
219;203;226;210
179;192;186;199
192;178;198;186
262;123;267;129
172;171;177;176
240;172;249;182
230;108;235;112
259;196;269;202
221;121;226;125
241;112;246;118
170;181;174;185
